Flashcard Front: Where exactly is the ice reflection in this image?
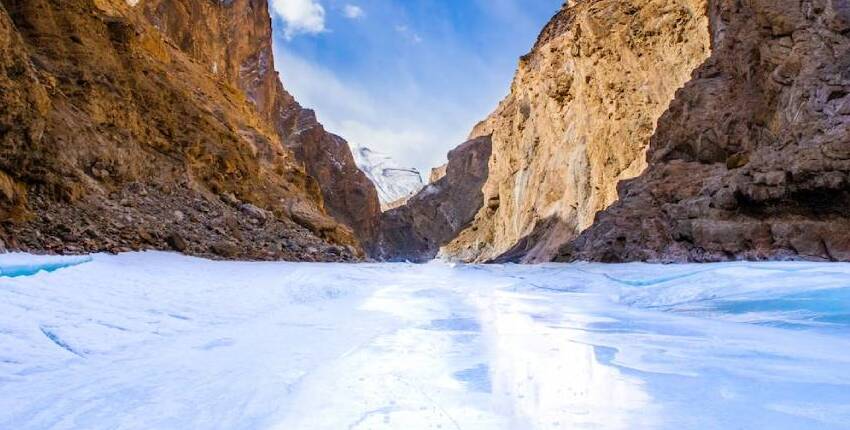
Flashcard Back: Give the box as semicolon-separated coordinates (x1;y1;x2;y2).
480;292;656;429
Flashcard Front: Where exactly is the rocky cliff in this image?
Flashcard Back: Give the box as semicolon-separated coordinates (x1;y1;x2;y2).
441;0;712;263
561;0;850;262
0;0;365;261
378;136;491;262
139;0;382;254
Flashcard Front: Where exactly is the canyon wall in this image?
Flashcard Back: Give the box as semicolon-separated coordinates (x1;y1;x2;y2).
0;0;367;260
440;0;712;263
378;136;491;262
561;0;850;262
139;0;382;254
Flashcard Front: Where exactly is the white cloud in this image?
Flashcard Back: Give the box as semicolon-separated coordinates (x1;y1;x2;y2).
342;4;365;19
274;47;469;174
271;0;326;39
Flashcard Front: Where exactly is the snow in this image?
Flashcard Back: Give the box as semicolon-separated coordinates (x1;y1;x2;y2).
351;144;424;208
1;253;849;429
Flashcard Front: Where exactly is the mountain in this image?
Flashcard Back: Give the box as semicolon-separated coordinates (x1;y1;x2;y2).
394;0;850;264
137;0;383;254
560;0;850;262
350;144;424;211
439;0;712;262
377;136;491;262
0;0;379;261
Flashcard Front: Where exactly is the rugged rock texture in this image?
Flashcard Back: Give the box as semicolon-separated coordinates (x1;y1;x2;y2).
441;0;712;263
561;0;850;262
139;0;382;254
282;116;382;254
0;0;360;261
378;136;491;262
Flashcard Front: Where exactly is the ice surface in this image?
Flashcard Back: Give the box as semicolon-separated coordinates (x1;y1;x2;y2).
1;253;849;429
0;254;92;278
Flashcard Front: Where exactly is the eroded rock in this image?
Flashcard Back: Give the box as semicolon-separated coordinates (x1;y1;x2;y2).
561;0;850;262
0;0;360;262
441;0;712;263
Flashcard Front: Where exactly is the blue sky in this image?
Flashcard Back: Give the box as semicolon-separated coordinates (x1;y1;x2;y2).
269;0;562;174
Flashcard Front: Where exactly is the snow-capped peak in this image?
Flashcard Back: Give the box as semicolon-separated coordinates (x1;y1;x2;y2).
351;144;424;210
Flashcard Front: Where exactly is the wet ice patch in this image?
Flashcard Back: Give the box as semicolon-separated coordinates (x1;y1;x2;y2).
686;287;850;333
453;364;492;393
0;254;91;277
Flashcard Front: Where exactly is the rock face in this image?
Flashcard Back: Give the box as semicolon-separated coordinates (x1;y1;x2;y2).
351;144;424;211
139;0;382;254
561;0;850;262
429;164;447;184
281;116;382;254
441;0;712;263
378;136;492;262
0;0;361;261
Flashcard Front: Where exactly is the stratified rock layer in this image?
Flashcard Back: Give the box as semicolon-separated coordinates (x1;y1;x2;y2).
378;136;491;262
441;0;712;263
561;0;850;262
0;0;360;261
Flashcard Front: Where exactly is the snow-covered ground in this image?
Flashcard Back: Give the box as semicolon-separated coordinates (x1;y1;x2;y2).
1;253;849;429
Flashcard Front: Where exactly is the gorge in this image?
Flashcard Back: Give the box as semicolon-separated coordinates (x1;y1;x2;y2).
2;1;850;428
2;0;848;263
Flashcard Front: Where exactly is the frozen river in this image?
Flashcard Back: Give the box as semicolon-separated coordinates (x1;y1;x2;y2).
1;252;849;429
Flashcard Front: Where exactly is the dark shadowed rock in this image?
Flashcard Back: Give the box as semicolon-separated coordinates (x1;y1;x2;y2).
211;241;240;258
167;233;188;253
378;136;492;262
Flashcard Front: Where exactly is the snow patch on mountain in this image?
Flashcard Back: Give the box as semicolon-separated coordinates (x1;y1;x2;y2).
351;144;424;209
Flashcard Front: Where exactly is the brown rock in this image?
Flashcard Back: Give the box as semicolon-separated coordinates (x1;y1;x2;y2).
239;203;268;222
137;227;154;244
562;0;850;262
429;164;448;183
140;0;382;256
0;0;364;262
211;242;240;258
166;233;188;252
440;0;712;263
